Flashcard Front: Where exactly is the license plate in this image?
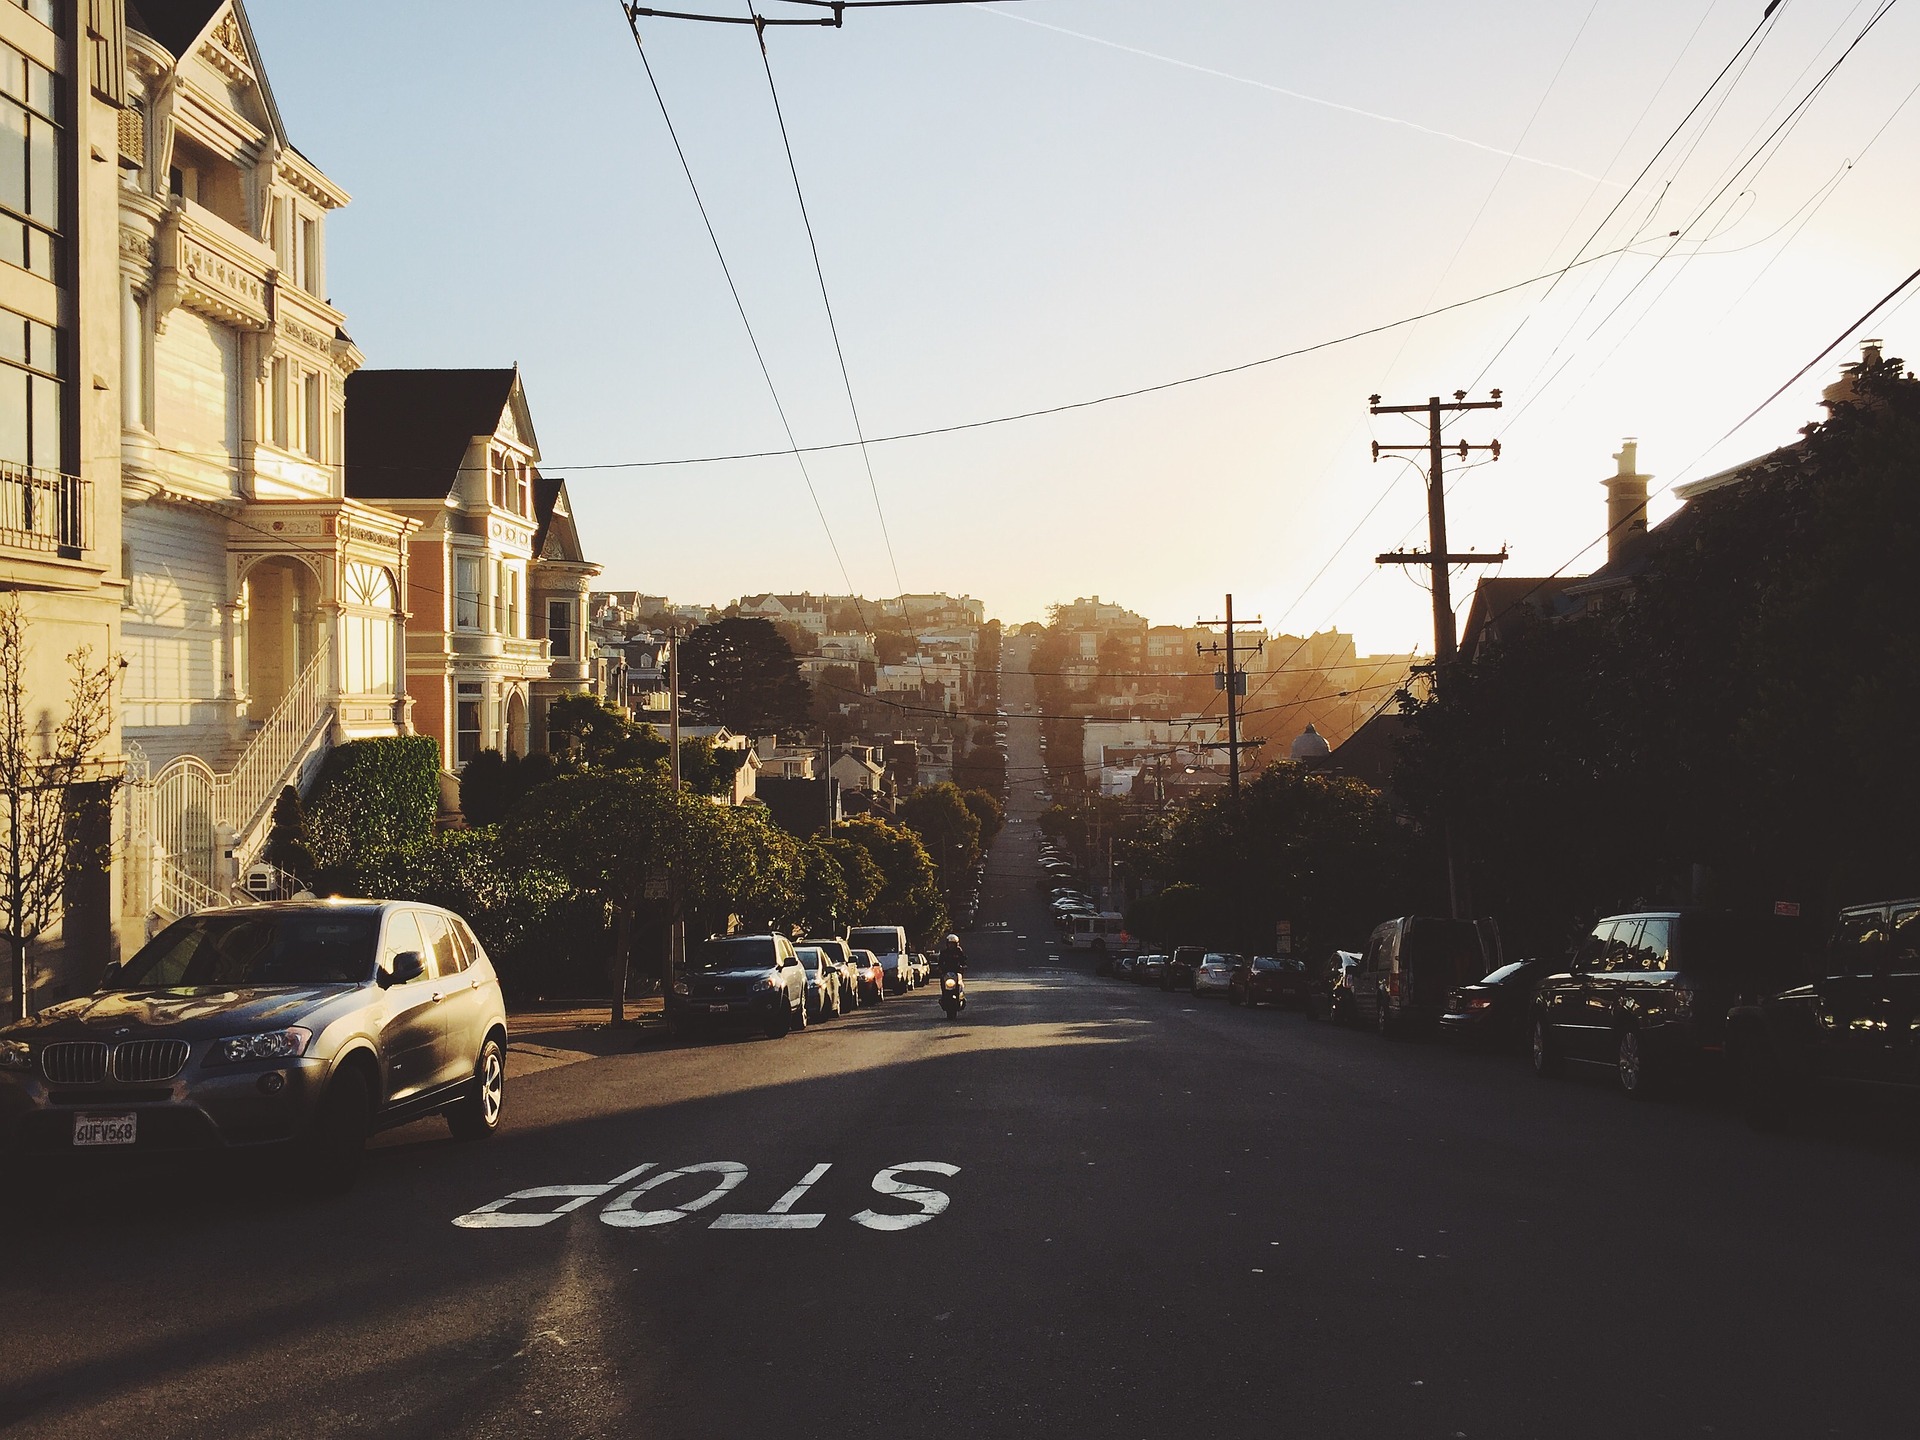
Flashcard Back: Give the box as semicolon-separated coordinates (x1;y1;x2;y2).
73;1113;136;1147
707;1004;732;1014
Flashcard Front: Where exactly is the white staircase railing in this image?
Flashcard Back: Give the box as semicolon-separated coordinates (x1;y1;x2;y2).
156;856;234;923
228;638;333;845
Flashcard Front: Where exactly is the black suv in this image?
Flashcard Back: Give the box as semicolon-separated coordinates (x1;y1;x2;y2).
1731;897;1920;1124
1160;946;1206;993
1529;909;1803;1098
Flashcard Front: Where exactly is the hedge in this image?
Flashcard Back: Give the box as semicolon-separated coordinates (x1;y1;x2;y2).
307;736;441;868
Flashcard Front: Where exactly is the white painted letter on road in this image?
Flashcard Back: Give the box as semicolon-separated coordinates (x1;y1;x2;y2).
710;1162;833;1230
454;1164;658;1229
600;1161;749;1228
851;1162;961;1232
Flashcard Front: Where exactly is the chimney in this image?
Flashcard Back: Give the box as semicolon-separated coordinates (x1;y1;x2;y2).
1604;439;1651;565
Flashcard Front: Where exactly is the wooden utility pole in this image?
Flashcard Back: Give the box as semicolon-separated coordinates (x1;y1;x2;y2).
1369;390;1507;669
1370;390;1507;918
1197;595;1265;807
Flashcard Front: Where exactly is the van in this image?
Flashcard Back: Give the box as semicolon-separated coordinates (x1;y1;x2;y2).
847;925;913;995
1358;916;1497;1036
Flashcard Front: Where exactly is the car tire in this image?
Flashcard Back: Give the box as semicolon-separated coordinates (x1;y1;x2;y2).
795;994;809;1032
447;1036;506;1142
1616;1027;1657;1099
295;1065;370;1197
765;1002;792;1040
1530;1017;1563;1078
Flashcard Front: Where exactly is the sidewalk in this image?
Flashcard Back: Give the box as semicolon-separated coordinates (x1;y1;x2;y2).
504;995;664;1080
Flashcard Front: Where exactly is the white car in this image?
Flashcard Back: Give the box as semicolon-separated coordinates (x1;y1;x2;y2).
1192;952;1244;998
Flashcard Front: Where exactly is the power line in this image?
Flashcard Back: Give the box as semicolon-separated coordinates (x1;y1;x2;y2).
748;15;905;597
618;5;868;616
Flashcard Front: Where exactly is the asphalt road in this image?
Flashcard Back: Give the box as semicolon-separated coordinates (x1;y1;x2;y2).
5;639;1919;1439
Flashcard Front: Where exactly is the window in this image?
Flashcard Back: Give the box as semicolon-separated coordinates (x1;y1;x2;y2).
1572;922;1613;972
496;563;520;636
269;356;288;447
10;2;56;31
0;40;56;280
1629;917;1672;971
415;912;462;977
300;216;319;294
454;554;481;630
0;305;61;474
489;451;504;509
343;563;395;696
516;459;530;517
1892;910;1920;975
1828;909;1889;979
380;910;425;970
548;599;574;659
302;372;322;459
456;682;483;767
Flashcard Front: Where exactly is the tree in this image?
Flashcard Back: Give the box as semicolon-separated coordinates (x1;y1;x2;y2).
503;770;699;1025
960;787;1004;847
679;617;811;738
874;631;916;666
898;783;984;902
835;814;947;944
546;692;668;770
1;597;118;1019
459;749;563;828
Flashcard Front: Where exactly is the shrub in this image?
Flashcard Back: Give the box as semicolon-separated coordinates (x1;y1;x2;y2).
307;736;441;868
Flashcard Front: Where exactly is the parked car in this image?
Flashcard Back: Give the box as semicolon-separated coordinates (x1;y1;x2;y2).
809;937;863;1010
1134;954;1168;986
669;935;809;1042
848;926;915;995
910;952;932;986
1192;952;1242;997
1110;953;1139;980
1311;950;1364;1022
1529;909;1805;1097
1439;959;1546;1048
797;945;843;1021
1161;946;1207;992
1731;898;1919;1126
847;949;886;1004
1355;916;1498;1037
0;901;508;1194
1228;955;1311;1009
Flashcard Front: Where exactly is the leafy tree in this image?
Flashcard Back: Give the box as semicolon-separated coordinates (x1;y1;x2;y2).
960;787;1004;847
953;743;1006;796
679;617;811;738
898;782;984;900
874;631;916;666
803;836;884;934
0;598;117;1018
459;749;563;828
547;692;669;770
679;736;749;800
835;814;947;944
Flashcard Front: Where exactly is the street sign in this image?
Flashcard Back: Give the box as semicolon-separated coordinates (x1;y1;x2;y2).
1773;901;1801;918
1275;920;1292;956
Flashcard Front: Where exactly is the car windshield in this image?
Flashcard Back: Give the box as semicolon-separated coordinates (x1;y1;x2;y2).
796;947;826;969
692;938;779;971
114;910;381;989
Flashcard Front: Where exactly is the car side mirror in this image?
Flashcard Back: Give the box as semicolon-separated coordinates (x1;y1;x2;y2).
381;951;426;988
99;960;121;989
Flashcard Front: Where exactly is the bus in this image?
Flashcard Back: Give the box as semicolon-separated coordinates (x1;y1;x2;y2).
1067;913;1140;956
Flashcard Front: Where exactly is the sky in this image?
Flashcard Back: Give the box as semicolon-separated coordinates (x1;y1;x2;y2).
247;0;1920;651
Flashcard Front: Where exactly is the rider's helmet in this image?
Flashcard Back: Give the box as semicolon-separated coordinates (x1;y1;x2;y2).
944;934;959;945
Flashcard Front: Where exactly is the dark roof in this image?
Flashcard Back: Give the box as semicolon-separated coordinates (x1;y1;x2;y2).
1458;575;1580;662
531;475;586;562
1327;710;1411;799
126;0;225;58
344;369;517;502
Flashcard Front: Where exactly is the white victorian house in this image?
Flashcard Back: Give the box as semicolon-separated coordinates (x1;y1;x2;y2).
117;1;412;919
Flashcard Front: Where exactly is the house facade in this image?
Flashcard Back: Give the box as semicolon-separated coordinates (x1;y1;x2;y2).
343;367;554;795
0;0;131;1006
117;1;413;928
528;474;600;752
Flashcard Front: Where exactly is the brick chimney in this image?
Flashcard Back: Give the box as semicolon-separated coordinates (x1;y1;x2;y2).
1604;439;1650;565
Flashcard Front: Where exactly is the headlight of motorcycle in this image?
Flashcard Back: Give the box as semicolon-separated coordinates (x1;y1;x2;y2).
204;1027;312;1066
0;1038;32;1071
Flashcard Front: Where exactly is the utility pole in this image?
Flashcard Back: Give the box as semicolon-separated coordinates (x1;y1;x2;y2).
1369;389;1507;918
1197;594;1265;807
1369;390;1507;670
667;624;682;792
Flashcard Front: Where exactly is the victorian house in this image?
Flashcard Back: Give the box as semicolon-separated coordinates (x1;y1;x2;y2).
117;1;413;919
345;367;595;805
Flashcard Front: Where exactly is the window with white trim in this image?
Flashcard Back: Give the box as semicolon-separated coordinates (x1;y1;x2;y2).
454;554;481;631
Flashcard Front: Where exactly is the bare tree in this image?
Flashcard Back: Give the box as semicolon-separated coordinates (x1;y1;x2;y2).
1;596;119;1020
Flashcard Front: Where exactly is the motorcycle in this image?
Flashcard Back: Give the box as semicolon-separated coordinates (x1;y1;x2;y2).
939;969;966;1020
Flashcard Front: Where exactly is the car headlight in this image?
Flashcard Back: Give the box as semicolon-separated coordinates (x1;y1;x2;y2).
754;973;779;992
204;1027;312;1066
0;1039;31;1071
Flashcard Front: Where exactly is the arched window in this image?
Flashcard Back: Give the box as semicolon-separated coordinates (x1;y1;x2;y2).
342;562;396;696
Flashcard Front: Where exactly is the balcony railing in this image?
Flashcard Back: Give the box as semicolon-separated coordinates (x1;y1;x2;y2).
0;463;87;559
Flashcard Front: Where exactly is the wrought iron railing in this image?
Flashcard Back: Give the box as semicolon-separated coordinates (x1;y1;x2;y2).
228;637;332;850
0;462;87;557
156;856;232;923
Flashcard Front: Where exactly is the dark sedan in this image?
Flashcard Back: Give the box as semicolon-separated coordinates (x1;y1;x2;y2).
1229;955;1311;1009
0;900;508;1194
1439;960;1545;1048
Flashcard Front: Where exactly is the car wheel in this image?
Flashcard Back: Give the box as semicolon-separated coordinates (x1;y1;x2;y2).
796;993;810;1031
294;1065;370;1196
1616;1027;1657;1099
765;1002;792;1040
1530;1017;1562;1078
447;1036;506;1141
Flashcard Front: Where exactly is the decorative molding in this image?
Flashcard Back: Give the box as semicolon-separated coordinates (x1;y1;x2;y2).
212;12;246;55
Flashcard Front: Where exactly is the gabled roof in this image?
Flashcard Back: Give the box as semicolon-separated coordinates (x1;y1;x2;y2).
128;2;290;150
344;368;520;502
532;475;589;563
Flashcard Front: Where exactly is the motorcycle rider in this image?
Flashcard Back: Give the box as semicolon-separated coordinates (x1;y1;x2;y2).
937;933;968;1006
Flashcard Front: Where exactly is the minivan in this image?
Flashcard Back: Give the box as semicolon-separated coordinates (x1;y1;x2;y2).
1357;916;1497;1037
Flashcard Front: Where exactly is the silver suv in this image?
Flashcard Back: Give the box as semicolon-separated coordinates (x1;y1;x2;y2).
0;900;508;1194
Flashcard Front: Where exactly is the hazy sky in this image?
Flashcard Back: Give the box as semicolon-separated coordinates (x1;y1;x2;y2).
249;0;1920;651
